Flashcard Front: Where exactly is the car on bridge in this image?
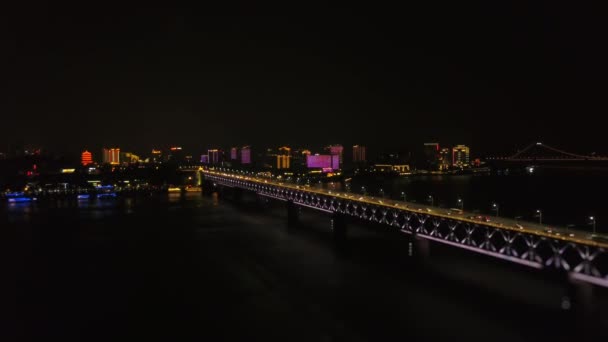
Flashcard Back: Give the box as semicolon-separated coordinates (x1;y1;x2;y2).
447;208;463;215
468;215;491;223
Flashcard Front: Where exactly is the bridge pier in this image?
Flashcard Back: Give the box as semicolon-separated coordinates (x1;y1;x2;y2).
406;232;430;263
540;268;602;337
286;200;300;227
331;213;348;242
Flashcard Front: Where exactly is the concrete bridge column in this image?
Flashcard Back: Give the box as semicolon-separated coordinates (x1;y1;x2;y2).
331;213;348;242
286;200;300;227
407;229;430;263
544;268;599;335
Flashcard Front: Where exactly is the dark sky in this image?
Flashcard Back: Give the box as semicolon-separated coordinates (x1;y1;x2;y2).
4;3;607;157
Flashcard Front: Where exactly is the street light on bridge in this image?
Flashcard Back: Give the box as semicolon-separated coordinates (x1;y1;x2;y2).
361;186;367;195
457;198;464;210
588;216;597;235
535;209;543;225
428;195;434;207
379;188;384;198
401;191;406;202
492;203;499;217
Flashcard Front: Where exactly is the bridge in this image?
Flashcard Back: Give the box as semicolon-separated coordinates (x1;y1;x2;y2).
201;168;608;290
489;142;608;162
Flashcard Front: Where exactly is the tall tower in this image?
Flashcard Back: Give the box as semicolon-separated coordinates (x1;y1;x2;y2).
81;150;93;166
423;143;440;170
325;145;344;165
452;145;470;167
241;146;252;164
353;145;366;163
208;149;220;164
103;148;120;165
277;146;291;169
230;147;238;160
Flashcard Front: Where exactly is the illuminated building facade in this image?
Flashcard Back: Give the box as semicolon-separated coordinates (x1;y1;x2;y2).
439;148;451;170
121;152;140;164
325;144;344;165
208;149;220;164
81;150;93;166
452;145;470;167
103;148;120;165
276;146;291;169
151;149;163;163
353;145;366;163
230;147;238;160
241;146;251;164
373;164;411;175
306;154;340;171
200;155;209;164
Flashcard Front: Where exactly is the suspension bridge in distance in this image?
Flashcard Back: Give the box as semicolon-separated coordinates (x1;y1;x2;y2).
487;142;608;163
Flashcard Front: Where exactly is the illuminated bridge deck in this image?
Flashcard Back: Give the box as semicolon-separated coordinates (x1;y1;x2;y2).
202;170;608;288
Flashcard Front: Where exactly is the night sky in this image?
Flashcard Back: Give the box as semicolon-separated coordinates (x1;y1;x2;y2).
5;3;607;157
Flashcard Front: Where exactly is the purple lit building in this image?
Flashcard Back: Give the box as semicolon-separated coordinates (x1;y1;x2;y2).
200;155;209;164
230;147;238;160
325;144;344;165
241;146;251;164
306;154;340;171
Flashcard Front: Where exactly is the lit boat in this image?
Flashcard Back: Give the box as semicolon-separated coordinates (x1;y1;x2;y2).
8;197;34;203
6;191;36;203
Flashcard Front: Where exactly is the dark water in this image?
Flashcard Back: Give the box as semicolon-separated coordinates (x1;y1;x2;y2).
343;171;608;233
2;193;607;341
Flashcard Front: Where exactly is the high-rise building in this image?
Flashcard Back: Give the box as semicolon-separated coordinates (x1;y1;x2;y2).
353;145;366;163
423;143;440;170
230;147;238;160
169;146;184;162
200;155;209;164
277;146;291;169
325;145;344;165
81;150;93;166
102;148;120;165
439;148;451;170
151;149;163;163
290;148;310;169
452;145;470;167
208;149;220;164
241;146;251;164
